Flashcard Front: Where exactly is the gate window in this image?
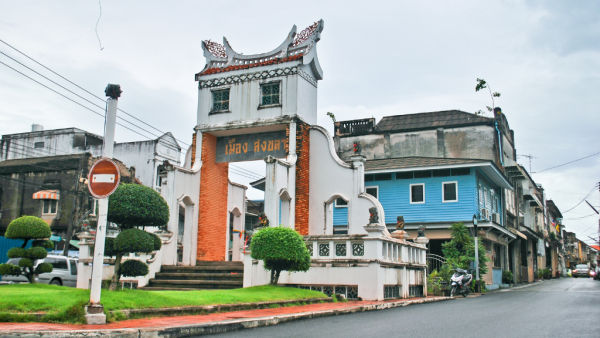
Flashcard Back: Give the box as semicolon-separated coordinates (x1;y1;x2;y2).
212;88;230;112
260;82;280;106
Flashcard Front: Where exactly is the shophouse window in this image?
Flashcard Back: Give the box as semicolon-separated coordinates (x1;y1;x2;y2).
442;182;458;202
211;88;230;112
34;141;45;149
260;82;280;106
42;199;57;215
410;184;425;204
366;186;378;199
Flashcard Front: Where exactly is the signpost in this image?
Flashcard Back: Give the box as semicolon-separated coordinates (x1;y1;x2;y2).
85;84;121;325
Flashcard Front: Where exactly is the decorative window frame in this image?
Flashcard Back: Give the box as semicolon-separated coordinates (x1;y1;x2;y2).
365;186;379;199
442;181;458;203
258;80;282;109
210;87;231;114
409;183;425;204
334;197;348;208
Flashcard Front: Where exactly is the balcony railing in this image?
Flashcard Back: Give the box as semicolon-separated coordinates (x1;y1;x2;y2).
304;235;426;266
334;118;376;137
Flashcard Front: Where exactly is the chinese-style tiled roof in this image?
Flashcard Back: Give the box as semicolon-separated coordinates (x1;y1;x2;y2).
198;54;303;76
196;20;324;80
364;156;488;171
376;110;493;133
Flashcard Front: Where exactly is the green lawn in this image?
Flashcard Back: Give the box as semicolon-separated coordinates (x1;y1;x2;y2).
0;284;326;323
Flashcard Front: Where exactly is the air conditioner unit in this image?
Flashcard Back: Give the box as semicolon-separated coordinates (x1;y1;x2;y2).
492;213;501;224
480;208;490;220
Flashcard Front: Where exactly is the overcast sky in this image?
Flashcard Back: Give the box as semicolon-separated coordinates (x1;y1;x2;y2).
1;1;598;245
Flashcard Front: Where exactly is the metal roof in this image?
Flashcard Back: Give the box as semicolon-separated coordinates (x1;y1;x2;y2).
364;156;513;190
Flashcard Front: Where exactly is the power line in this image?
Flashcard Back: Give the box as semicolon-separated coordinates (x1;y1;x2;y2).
0;50;176;145
562;183;600;214
534;151;600;174
0;37;190;147
563;213;597;221
0;59;182;151
0;38;265;177
1;47;187;156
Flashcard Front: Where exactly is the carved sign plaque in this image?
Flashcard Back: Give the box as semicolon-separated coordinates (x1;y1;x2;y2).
216;131;288;163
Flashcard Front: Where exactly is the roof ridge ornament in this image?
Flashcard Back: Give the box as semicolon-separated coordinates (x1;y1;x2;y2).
292;21;321;47
197;20;324;79
203;40;227;59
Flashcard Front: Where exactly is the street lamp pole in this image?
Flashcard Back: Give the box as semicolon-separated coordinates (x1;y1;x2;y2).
473;214;479;290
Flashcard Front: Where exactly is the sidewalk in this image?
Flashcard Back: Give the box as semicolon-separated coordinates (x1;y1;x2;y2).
0;296;451;337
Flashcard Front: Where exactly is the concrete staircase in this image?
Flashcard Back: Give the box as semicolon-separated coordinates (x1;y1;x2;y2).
143;261;244;291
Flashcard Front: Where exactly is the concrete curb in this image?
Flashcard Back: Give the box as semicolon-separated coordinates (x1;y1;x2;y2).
1;297;451;337
111;297;332;319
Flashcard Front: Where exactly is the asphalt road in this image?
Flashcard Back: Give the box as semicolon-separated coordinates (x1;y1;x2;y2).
210;278;600;338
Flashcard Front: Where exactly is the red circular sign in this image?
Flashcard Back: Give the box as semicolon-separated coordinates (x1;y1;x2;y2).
88;158;121;198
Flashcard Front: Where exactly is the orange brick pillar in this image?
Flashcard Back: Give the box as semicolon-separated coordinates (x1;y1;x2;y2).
294;123;310;235
197;133;229;261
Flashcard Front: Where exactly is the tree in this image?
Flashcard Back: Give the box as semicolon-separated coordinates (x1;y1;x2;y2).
0;216;53;283
106;183;168;290
475;78;501;115
250;226;311;285
441;222;488;277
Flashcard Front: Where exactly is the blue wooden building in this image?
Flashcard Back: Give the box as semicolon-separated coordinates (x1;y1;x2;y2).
334;156;516;287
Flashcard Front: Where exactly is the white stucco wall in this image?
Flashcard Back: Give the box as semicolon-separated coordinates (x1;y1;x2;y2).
227;181;247;261
308;126;386;235
113;133;181;189
196;63;319;130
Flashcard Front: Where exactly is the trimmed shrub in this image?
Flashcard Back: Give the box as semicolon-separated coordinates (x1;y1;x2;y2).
25;247;48;260
119;259;149;277
18;258;33;269
250;226;311;284
0;263;22;276
7;247;26;258
2;216;52;283
106;183;170;290
151;232;162;251
115;228;155;254
5;216;51;239
35;262;53;274
32;239;54;249
104;237;117;257
108;184;169;228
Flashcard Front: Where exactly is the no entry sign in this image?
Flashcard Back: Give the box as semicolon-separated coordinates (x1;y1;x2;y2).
88;158;120;198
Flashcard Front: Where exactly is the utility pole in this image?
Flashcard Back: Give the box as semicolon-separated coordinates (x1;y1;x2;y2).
473;215;479;291
85;84;121;325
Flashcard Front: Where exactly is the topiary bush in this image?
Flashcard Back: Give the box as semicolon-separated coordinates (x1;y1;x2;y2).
250;226;311;284
0;263;22;276
5;216;52;239
120;259;149;277
104;237;117;257
0;216;52;282
115;228;155;254
150;232;162;251
7;247;26;258
106;183;169;290
108;183;169;229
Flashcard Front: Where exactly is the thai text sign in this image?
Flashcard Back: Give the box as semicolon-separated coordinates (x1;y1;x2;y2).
216;131;288;163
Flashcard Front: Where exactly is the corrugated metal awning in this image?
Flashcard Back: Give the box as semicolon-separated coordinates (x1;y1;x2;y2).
32;190;59;200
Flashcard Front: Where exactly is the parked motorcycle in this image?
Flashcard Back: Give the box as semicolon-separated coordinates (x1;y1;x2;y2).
450;268;472;297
